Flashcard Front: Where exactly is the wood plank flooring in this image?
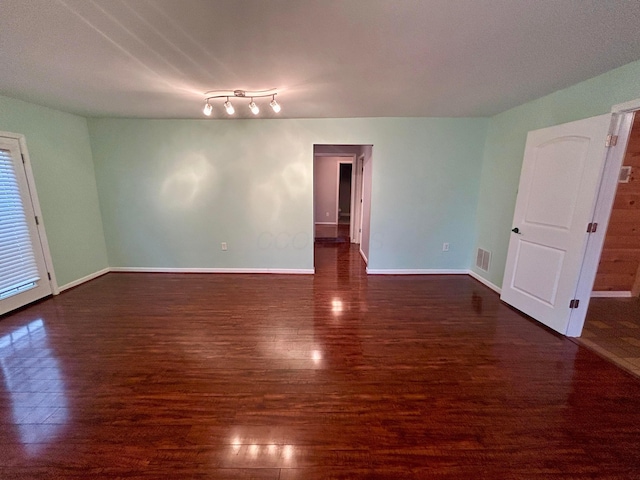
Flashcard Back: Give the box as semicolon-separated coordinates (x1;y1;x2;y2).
1;244;639;479
314;223;350;241
578;296;640;377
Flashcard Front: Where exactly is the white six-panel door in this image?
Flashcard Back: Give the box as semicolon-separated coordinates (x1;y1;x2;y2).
500;114;611;335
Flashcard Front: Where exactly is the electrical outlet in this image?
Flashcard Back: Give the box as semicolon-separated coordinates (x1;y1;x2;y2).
442;243;450;252
221;242;227;251
326;212;329;217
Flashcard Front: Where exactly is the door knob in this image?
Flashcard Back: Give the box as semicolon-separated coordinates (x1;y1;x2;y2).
511;227;521;234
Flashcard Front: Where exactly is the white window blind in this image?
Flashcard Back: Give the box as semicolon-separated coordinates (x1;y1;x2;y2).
0;148;39;300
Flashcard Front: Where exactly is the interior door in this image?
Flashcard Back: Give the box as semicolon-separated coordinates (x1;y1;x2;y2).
500;114;612;335
0;136;52;315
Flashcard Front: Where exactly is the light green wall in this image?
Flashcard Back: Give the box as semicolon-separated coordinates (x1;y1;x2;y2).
0;94;108;287
88;117;488;271
8;56;637;284
473;59;640;287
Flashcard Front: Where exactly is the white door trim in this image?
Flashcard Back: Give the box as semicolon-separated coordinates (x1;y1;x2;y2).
611;98;640;113
312;146;370;261
354;154;365;244
0;131;58;296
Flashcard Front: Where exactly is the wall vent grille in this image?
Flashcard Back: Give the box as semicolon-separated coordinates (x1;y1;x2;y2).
476;248;491;272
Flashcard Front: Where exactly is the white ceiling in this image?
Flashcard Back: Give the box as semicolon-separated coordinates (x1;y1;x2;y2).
2;0;640;119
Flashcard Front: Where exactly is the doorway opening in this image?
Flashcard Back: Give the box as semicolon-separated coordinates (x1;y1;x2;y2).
313;145;373;270
499;98;640;376
338;163;353;227
579;109;640;377
591;112;640;298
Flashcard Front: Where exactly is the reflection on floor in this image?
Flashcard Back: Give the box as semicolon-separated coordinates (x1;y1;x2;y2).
577;296;640;377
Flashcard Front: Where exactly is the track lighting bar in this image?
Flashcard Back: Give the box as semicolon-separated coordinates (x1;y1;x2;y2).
203;89;281;116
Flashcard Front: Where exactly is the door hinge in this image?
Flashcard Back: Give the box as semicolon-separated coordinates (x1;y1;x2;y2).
605;134;618;147
569;299;580;309
21;153;25;163
587;222;598;233
35;216;40;225
47;272;51;281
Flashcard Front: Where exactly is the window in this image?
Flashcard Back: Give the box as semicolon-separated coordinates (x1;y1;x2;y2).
0;147;40;299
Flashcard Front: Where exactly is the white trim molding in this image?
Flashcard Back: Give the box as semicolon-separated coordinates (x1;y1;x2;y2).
54;266;509;295
366;268;467;275
363;268;503;294
359;248;368;265
59;267;110;292
590;291;632;298
468;270;502;294
611;98;640;113
109;267;315;274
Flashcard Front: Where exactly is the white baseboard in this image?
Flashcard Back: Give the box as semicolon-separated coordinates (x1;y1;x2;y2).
361;268;502;294
55;267;505;294
366;268;467;275
58;267;110;293
315;222;337;226
590;291;632;298
109;267;315;274
467;270;502;294
359;248;368;265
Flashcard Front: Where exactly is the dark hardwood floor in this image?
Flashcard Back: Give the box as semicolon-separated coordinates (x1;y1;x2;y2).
314;224;350;243
1;244;639;479
578;296;640;377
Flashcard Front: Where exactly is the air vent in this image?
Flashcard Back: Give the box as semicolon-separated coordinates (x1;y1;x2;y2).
476;248;491;272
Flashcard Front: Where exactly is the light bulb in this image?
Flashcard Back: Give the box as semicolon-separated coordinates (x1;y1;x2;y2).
203;101;212;116
270;95;281;113
249;99;259;115
224;98;235;115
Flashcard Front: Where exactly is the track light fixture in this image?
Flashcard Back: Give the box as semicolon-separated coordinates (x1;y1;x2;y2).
203;100;212;116
269;95;281;113
202;89;281;117
223;97;235;115
249;98;259;115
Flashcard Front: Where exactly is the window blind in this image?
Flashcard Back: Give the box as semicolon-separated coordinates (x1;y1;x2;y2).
0;148;39;299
